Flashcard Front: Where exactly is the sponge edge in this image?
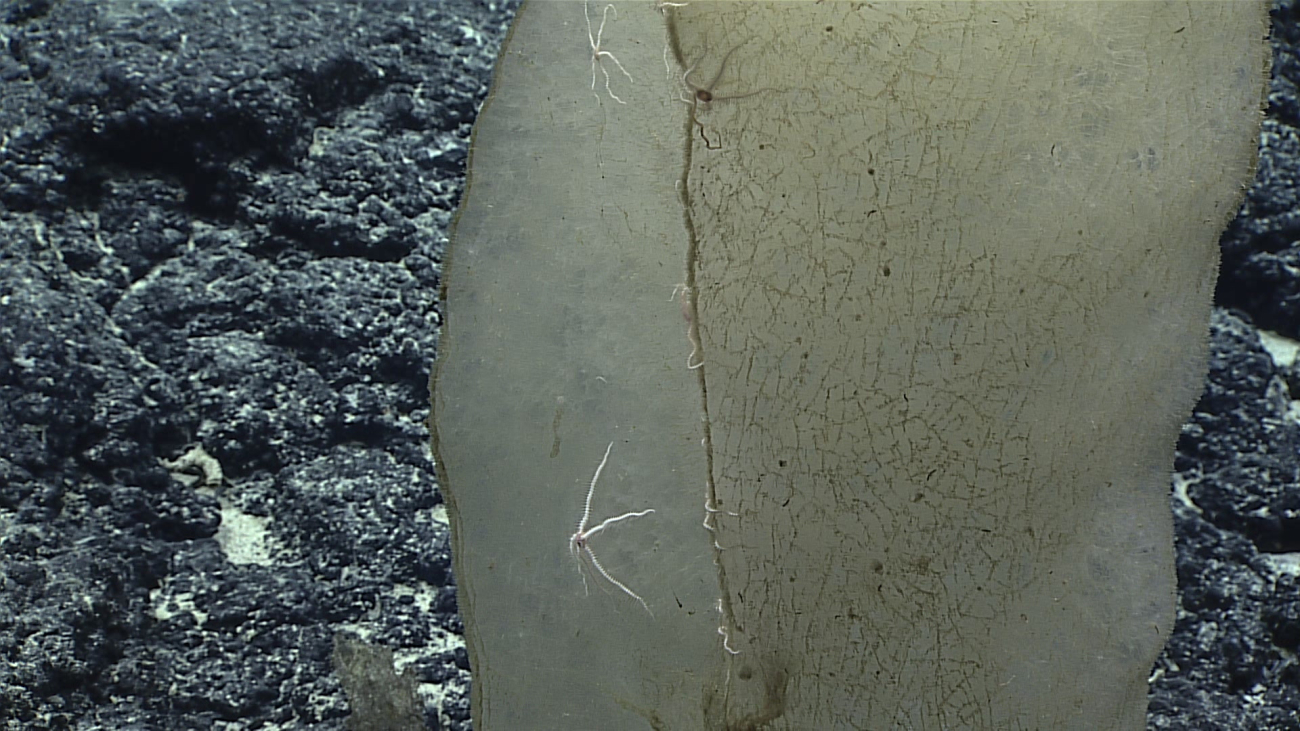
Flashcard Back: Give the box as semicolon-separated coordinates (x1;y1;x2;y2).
331;635;424;731
432;1;1269;729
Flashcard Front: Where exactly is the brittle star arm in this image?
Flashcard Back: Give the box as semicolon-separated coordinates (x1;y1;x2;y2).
574;539;655;617
571;441;613;540
582;508;656;540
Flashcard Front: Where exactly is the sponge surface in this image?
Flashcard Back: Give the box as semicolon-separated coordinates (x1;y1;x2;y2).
432;2;1268;729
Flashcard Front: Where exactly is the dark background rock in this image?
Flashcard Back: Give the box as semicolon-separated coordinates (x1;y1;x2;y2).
0;1;512;728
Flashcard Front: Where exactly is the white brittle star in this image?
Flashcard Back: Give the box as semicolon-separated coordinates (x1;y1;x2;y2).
586;1;634;104
568;441;656;616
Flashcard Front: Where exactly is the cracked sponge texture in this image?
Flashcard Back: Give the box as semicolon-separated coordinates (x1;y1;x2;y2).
431;2;1269;729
